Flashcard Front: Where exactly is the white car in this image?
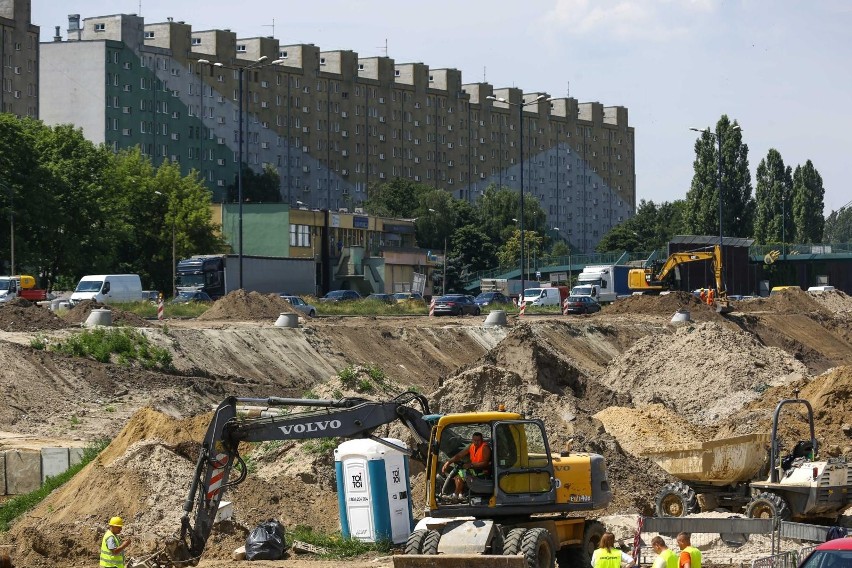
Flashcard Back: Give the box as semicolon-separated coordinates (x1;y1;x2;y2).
280;295;317;317
807;285;835;293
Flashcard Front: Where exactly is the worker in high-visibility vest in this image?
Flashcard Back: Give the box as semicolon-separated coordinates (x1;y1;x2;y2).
100;517;131;568
591;532;635;568
651;536;678;568
699;289;707;304
676;532;701;568
707;289;715;306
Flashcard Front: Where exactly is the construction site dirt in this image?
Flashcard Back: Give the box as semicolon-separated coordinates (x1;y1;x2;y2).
0;288;850;567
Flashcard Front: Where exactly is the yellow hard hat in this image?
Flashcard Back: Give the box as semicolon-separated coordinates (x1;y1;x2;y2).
109;516;124;527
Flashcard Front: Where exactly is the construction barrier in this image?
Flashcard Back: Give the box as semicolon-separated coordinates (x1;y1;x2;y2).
749;550;799;568
157;300;164;321
429;299;435;317
562;297;569;315
519;301;526;317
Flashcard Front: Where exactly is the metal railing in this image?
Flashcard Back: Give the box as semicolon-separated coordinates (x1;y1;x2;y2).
749;242;852;259
748;550;800;568
465;250;660;284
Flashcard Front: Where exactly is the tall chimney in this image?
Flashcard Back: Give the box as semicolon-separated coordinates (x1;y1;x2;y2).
67;14;81;41
53;26;62;42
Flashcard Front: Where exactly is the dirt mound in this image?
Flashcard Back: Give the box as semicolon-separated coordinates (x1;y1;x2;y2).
598;322;808;425
433;363;673;515
735;288;830;315
603;291;722;321
61;300;152;327
0;301;67;331
197;290;299;321
809;289;852;313
594;404;707;456
714;366;852;455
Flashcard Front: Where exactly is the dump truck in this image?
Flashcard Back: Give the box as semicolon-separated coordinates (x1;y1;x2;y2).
646;396;851;521
0;274;48;303
175;254;315;299
146;392;613;568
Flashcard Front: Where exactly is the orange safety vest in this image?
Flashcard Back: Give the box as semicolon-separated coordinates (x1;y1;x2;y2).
470;442;487;465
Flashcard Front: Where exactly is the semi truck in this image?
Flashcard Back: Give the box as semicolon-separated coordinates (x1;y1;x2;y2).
570;265;630;303
176;254;316;299
480;278;524;300
0;275;48;303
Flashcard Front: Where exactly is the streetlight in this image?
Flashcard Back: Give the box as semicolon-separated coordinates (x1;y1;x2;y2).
154;190;176;297
427;208;446;295
487;94;548;296
205;56;284;289
690;123;742;296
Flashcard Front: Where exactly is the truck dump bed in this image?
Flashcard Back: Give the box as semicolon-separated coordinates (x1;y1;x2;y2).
641;434;770;485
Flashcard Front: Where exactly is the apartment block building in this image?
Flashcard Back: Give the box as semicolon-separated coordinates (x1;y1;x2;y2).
0;0;38;117
39;13;635;252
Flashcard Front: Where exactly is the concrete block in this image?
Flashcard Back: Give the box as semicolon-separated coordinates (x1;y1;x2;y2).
0;452;5;495
215;500;233;523
41;447;70;483
69;447;85;467
4;449;41;494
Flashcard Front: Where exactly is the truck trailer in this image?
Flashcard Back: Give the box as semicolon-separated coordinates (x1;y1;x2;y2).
176;254;316;299
570;265;630;303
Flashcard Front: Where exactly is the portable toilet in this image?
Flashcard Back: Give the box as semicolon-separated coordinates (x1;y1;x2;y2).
334;438;413;544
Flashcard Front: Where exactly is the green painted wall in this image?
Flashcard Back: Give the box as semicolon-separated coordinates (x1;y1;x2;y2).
221;203;290;257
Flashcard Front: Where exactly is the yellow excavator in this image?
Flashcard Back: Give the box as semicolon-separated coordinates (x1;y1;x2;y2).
154;392;612;568
627;244;732;313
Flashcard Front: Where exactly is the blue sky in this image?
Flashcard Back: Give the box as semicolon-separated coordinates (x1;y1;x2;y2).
33;0;852;213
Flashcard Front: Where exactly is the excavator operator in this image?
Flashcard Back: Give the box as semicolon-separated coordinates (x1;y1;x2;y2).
441;432;492;502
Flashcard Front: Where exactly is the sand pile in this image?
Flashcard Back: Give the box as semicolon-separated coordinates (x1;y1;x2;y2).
594;404;706;457
434;362;674;515
197;289;299;320
713;365;852;455
809;289;852;313
598;322;808;425
0;298;67;332
62;299;151;327
603;291;722;321
735;288;830;315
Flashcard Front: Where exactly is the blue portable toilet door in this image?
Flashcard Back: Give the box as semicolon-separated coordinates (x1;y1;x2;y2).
342;458;374;541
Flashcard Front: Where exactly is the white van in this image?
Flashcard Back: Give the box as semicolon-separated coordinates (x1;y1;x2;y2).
522;287;562;306
69;274;144;306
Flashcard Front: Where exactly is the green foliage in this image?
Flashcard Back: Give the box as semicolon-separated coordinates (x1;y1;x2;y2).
684;116;754;238
289;525;392;558
791;160;825;243
824;206;852;243
596;199;685;252
118;300;209;319
0;438;108;532
302;437;338;455
365;178;433;218
29;335;47;350
475;184;547;247
49;328;172;370
338;365;358;388
451;225;497;273
497;229;545;269
226;164;281;203
310;297;427;316
753;148;793;244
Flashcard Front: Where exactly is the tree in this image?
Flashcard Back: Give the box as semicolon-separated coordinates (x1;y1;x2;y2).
684;116;753;238
497;229;545;272
365;178;432;218
596;199;685;252
475;184;546;248
791;160;825;243
824;206;852;243
753;149;792;244
451;225;497;274
227;165;281;203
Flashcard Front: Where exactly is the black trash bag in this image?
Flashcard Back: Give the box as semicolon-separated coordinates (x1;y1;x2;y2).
245;519;287;561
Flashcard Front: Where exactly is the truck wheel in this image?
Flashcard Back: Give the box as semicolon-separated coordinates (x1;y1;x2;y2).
404;529;429;555
421;529;441;555
655;482;699;517
521;527;556;568
746;492;792;521
502;527;527;556
555;520;604;568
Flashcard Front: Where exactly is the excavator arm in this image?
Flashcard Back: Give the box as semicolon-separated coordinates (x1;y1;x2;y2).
173;391;432;564
650;248;716;287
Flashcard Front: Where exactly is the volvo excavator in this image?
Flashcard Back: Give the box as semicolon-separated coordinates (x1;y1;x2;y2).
628;244;732;313
149;391;612;568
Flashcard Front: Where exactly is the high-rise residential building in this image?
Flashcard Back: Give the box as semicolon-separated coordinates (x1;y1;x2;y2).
40;13;635;252
0;0;38;117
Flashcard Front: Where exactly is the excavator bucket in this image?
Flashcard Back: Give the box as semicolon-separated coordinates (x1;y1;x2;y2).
393;554;527;568
715;300;733;314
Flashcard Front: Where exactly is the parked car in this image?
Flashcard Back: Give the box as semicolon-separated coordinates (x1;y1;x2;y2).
393;292;426;304
433;294;481;316
562;296;601;314
280;295;317;317
143;290;161;303
366;293;397;304
319;290;362;302
474;291;512;307
797;537;852;568
807;285;836;293
172;290;213;304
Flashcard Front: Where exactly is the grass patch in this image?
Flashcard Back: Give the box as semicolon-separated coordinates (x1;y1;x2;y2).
111;300;210;319
307;297;428;316
48;327;173;370
0;438;108;532
29;334;47;350
288;525;392;558
302;437;338;455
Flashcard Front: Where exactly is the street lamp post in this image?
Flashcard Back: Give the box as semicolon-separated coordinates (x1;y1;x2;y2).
487;94;547;297
781;193;786;261
690;124;741;296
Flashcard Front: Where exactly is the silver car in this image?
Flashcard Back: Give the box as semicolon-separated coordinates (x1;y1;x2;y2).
280;295;317;317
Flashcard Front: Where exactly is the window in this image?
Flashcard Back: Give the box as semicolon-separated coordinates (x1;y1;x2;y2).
279;50;288;58
320;57;326;66
94;23;105;31
237;44;246;52
192;38;201;45
289;225;311;247
144;31;155;39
